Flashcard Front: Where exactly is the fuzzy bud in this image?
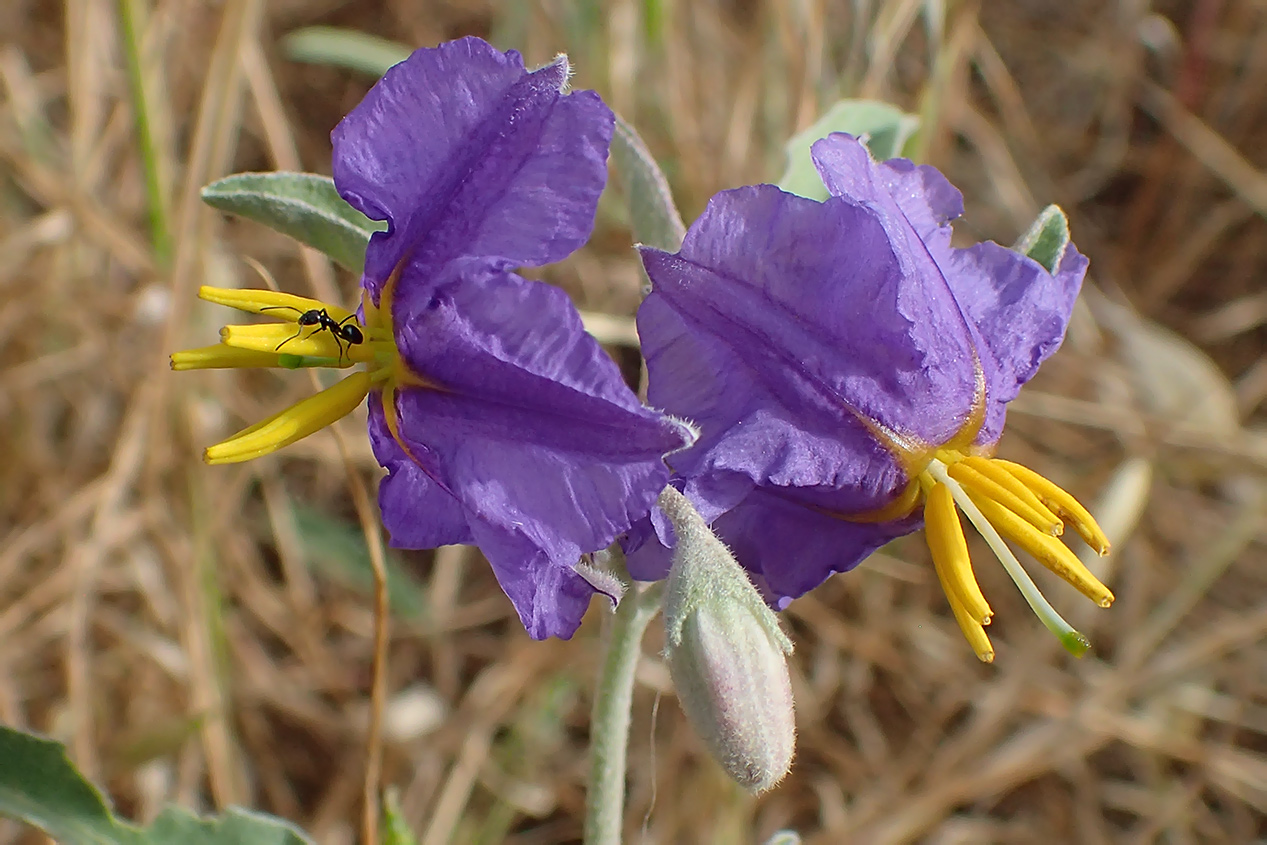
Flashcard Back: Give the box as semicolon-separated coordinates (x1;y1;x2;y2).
657;487;796;792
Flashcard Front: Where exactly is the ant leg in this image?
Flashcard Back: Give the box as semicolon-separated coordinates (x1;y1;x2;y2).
337;314;362;364
274;325;305;352
332;331;343;363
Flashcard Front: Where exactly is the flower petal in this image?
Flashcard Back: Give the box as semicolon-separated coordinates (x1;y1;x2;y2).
625;473;918;600
390;396;674;554
710;487;921;607
812;134;964;246
811;132;1082;445
621;515;673;580
942;240;1089;442
393;259;690;450
368;393;473;549
638;185;978;502
380;261;689;636
622;470;754;582
467;520;598;640
331;37;613;296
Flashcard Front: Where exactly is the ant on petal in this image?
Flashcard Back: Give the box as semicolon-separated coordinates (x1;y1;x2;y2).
260;306;365;362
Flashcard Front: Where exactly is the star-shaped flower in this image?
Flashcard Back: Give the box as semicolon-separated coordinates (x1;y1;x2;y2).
628;133;1110;661
173;38;693;639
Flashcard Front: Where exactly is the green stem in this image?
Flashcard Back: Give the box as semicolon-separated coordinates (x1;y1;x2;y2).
118;0;172;266
584;577;663;845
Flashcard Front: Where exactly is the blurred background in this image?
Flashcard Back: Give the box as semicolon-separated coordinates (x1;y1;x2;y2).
3;0;1267;842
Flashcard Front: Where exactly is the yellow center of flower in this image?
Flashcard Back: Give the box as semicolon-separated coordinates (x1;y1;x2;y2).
170;278;422;464
841;369;1113;663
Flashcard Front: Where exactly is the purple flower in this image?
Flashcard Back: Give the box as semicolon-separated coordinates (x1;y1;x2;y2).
174;38;692;640
628;133;1112;660
335;38;693;639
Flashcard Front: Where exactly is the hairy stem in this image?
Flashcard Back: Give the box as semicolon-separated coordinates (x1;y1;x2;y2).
584;567;663;845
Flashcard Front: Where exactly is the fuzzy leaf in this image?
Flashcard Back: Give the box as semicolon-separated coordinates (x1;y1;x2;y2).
778;100;920;200
0;725;314;845
281;26;410;78
1014;204;1071;273
0;725;132;844
141;808;313;845
611;113;686;252
201;172;384;273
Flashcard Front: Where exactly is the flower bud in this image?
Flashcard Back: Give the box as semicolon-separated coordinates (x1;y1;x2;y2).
657;487;796;792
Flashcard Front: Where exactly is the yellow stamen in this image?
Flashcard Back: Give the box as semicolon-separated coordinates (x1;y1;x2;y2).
928;458;1092;657
966;491;1115;608
948;460;1063;536
992;459;1112;555
924;482;992;624
959;455;1063;532
946;591;995;663
204;371;373;464
219;323;375;364
198;285;355;323
170;343;283;371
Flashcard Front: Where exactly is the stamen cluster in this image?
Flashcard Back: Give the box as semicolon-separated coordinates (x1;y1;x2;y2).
921;453;1111;662
172;286;392;464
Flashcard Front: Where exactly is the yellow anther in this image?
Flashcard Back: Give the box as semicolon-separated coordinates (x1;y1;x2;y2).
198;285;355;323
947;594;995;663
966;492;1115;608
924;483;992;624
170;344;283;371
993;459;1112;555
204;371;373;464
219;323;373;363
960;456;1063;532
948;460;1063;536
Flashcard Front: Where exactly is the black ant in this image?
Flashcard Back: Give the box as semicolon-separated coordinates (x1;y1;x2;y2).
260;306;364;362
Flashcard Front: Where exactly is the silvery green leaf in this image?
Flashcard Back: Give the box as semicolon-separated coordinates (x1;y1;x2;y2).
612;113;686;252
777;99;920;200
281;26;410;78
0;725;131;843
1013;204;1071;273
201;172;384;273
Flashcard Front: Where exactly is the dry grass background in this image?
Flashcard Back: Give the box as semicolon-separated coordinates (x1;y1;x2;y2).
2;0;1266;842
